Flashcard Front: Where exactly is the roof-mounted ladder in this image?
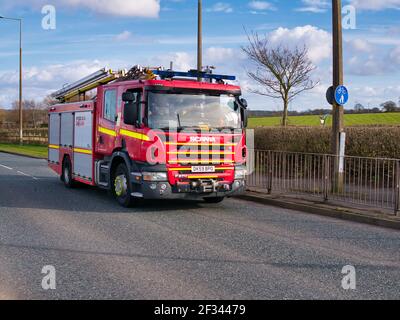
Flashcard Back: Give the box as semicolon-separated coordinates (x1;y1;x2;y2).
52;68;125;102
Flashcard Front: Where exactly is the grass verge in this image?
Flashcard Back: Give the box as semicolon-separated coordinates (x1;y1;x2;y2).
249;112;400;127
0;143;47;159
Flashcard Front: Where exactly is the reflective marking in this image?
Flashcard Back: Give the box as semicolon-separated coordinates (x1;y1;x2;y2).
98;126;117;137
168;151;234;155
187;175;219;179
168;167;234;171
74;148;93;155
165;142;237;147
169;160;234;164
48;145;60;149
120;129;150;141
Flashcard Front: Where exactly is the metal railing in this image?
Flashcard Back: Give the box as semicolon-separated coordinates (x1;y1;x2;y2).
247;150;400;216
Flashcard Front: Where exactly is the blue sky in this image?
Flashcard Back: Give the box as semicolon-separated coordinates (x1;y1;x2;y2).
0;0;399;111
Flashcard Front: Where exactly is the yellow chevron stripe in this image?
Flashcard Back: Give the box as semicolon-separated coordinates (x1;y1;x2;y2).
187;175;219;179
120;129;150;141
167;151;235;155
169;160;234;164
99;126;117;137
74;148;92;155
48;145;59;149
168;167;234;171
166;142;237;147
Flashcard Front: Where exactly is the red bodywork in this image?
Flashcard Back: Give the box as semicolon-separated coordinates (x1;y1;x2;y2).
48;79;246;190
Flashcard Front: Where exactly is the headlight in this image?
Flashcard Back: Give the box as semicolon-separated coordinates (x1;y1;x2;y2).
235;169;247;180
142;172;168;182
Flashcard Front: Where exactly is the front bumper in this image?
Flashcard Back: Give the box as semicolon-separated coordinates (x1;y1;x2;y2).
130;174;246;200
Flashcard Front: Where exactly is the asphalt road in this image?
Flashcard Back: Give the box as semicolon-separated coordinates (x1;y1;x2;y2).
0;152;399;300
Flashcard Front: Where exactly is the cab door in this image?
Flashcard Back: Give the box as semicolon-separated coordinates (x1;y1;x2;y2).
96;86;118;155
120;88;146;161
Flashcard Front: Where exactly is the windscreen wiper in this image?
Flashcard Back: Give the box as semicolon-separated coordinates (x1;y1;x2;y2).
177;113;182;127
217;126;237;130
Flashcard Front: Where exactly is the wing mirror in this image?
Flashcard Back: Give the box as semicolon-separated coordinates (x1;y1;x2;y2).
240;98;248;109
122;92;136;102
124;102;139;126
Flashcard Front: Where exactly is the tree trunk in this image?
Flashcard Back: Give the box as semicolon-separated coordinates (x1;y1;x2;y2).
282;98;289;127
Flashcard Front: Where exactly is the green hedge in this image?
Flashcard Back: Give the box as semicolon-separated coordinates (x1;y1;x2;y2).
254;126;400;159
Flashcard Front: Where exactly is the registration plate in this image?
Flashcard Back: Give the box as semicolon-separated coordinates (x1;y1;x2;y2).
191;166;216;173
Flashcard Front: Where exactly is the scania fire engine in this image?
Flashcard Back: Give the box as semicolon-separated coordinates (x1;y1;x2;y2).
48;66;248;207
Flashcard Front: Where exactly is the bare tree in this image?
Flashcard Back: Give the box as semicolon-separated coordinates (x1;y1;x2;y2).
41;95;59;109
243;32;319;126
11;99;50;128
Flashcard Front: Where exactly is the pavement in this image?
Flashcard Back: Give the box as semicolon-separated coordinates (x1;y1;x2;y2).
0;152;399;300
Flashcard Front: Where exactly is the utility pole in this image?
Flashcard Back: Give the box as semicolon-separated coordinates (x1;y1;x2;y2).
332;0;344;191
19;18;23;145
197;0;203;81
0;16;23;145
0;16;24;145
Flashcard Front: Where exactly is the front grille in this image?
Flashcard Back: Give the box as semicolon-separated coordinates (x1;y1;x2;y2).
163;132;241;165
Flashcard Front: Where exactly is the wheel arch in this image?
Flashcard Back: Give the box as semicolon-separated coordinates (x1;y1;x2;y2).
109;151;138;182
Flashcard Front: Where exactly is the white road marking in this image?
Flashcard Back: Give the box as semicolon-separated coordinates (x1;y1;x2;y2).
0;163;38;180
17;170;39;180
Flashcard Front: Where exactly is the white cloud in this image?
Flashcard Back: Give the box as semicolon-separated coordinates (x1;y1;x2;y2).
248;1;276;11
347;39;373;54
151;52;194;72
4;0;160;18
296;0;330;13
345;40;400;76
267;25;332;63
115;31;132;41
0;60;107;107
207;2;233;13
205;47;236;63
389;45;400;65
349;0;400;11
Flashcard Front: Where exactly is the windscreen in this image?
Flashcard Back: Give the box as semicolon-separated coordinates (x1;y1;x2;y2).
147;92;242;129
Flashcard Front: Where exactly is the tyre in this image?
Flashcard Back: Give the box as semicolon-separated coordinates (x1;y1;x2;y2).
203;197;225;204
113;163;135;208
62;156;74;188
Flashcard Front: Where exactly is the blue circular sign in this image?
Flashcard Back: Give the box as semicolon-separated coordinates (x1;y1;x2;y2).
335;85;349;105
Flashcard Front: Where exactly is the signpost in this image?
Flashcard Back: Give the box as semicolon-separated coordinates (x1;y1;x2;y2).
335;85;349;106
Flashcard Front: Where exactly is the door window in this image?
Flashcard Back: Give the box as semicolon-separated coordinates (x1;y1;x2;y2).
104;89;117;122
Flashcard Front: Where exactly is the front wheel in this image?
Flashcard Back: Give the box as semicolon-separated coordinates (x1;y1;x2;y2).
203;197;225;204
113;163;135;208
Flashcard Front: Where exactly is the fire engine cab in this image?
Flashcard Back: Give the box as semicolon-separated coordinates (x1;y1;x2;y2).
48;66;248;207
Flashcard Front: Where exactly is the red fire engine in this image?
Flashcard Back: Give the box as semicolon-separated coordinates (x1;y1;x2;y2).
48;66;248;207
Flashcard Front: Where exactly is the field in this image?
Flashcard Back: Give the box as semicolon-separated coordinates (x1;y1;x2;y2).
0;143;47;159
249;112;400;127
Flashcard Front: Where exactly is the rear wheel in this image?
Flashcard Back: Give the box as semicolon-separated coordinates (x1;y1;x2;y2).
203;197;225;204
62;156;74;188
113;163;135;208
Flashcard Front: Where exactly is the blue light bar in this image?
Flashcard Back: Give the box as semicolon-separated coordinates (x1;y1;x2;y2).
152;70;236;81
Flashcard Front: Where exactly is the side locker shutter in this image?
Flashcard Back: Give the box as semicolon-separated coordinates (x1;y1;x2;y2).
73;111;93;181
60;112;74;148
48;113;60;164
